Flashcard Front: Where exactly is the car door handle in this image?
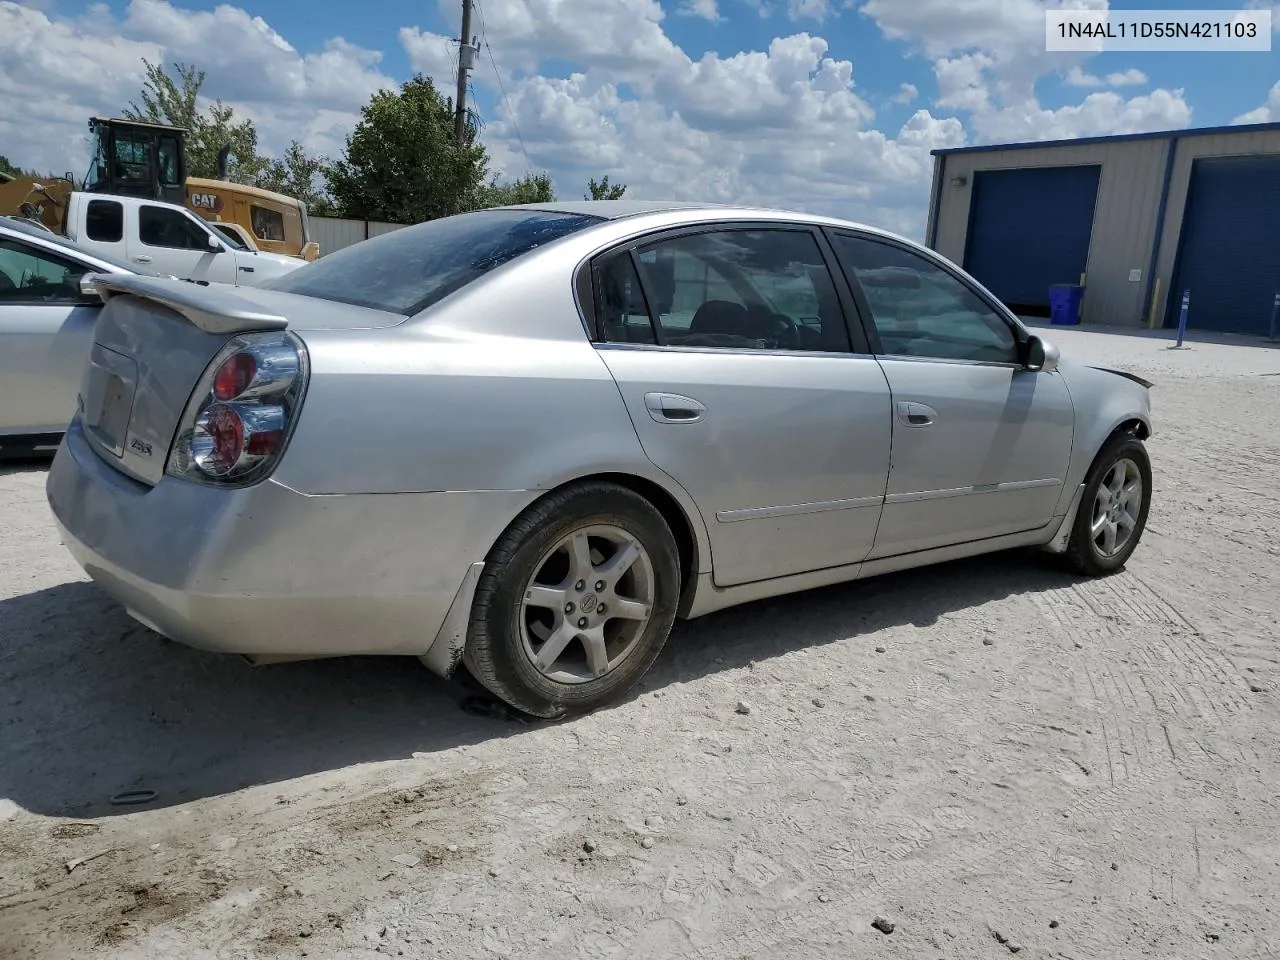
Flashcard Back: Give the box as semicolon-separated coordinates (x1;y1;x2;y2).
132;255;153;264
644;392;706;424
895;400;937;427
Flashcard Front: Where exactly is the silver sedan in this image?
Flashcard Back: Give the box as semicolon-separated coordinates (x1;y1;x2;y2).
46;201;1154;718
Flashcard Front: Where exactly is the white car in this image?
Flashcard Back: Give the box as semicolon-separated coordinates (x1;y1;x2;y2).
0;219;149;451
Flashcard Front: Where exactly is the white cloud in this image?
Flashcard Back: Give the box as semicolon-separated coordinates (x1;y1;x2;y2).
677;0;722;21
0;0;396;175
1064;66;1148;89
420;0;685;87
1233;81;1280;124
934;54;994;112
975;88;1191;143
120;0;392;112
1064;66;1103;88
861;0;1189;145
1105;68;1147;87
787;0;831;21
0;0;1223;243
1243;0;1279;32
397;27;458;91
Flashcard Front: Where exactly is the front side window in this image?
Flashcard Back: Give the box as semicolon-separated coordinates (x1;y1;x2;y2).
266;208;603;315
832;233;1018;364
250;205;286;242
616;229;850;352
139;205;214;250
0;239;87;303
157;136;181;186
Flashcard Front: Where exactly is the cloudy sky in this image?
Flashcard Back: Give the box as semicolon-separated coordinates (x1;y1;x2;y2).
2;0;1277;238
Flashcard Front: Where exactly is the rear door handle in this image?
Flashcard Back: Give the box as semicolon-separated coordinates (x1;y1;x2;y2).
132;255;153;264
644;392;706;424
895;400;937;427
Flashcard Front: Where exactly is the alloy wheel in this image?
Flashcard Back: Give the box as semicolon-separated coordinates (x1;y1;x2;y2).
518;523;656;684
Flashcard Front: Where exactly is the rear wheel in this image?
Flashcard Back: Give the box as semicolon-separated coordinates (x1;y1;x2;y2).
463;481;681;719
1064;434;1152;576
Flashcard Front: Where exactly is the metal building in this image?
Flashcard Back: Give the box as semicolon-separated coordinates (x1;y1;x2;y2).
925;121;1280;336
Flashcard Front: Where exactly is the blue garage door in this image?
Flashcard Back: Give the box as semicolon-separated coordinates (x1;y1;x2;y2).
1166;155;1280;336
963;165;1101;311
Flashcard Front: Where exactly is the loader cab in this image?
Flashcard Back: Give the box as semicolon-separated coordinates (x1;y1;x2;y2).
82;117;187;207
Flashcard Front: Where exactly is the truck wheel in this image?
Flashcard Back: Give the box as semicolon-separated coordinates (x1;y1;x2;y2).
463;481;681;719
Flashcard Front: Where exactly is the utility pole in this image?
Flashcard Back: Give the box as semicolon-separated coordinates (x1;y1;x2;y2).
454;0;476;146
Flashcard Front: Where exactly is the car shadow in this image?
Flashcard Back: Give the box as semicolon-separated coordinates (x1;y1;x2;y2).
0;552;1078;818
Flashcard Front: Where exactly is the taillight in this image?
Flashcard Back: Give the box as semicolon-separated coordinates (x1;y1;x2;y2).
166;331;308;486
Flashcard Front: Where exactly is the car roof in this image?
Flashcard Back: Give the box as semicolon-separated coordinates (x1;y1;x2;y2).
496;199;735;220
493;199;913;246
0;219;138;274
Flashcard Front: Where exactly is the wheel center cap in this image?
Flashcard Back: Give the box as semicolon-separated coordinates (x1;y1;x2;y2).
580;594;598;614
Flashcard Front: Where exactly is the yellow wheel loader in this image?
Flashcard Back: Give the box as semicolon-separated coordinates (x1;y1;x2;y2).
0;117;319;261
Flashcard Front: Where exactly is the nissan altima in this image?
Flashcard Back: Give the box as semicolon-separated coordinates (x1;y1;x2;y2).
46;201;1154;718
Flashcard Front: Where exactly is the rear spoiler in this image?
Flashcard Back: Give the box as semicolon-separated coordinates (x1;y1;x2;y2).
90;274;288;336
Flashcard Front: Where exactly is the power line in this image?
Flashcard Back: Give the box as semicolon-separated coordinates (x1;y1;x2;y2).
472;0;533;170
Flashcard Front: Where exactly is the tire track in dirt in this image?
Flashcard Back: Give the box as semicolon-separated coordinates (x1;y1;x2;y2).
676;758;1178;960
1029;572;1250;720
675;568;1259;959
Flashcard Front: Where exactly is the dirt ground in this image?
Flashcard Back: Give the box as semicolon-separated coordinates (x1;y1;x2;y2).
2;323;1278;960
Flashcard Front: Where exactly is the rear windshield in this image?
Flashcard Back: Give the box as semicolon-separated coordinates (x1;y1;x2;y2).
264;208;603;315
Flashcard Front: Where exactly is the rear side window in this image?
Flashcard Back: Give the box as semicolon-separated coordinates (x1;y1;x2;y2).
211;223;249;249
251;205;285;242
595;228;852;353
595;253;658;343
85;200;123;243
266;209;603;315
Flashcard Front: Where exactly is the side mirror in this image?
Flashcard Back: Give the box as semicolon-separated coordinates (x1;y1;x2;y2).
1024;334;1060;373
78;273;103;303
207;233;225;253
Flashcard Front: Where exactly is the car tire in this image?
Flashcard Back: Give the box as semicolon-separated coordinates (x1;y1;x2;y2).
1063;432;1152;576
463;480;682;719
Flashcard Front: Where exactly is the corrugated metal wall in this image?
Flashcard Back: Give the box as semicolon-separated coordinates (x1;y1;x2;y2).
1151;128;1280;326
932;127;1280;329
932;138;1168;327
309;216;409;256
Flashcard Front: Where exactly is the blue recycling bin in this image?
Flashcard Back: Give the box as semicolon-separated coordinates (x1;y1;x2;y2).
1049;283;1084;326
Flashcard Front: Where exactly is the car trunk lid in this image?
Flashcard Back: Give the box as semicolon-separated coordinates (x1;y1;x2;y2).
78;276;403;486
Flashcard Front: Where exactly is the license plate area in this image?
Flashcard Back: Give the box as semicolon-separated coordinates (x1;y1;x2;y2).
82;343;139;459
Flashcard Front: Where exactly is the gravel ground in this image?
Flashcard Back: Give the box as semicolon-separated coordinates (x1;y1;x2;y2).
2;324;1278;960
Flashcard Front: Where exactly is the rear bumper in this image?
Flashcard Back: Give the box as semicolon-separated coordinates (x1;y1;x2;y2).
46;418;534;661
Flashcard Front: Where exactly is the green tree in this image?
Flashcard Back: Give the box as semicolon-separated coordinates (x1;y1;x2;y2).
476;171;555;208
259;140;334;216
123;58;269;184
326;74;488;223
586;175;626;200
0;156;42;180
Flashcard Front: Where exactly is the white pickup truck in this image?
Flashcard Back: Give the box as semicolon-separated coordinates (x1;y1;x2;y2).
60;192;305;287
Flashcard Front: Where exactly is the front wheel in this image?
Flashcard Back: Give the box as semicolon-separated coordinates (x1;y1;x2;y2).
463;481;681;719
1064;434;1152;576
